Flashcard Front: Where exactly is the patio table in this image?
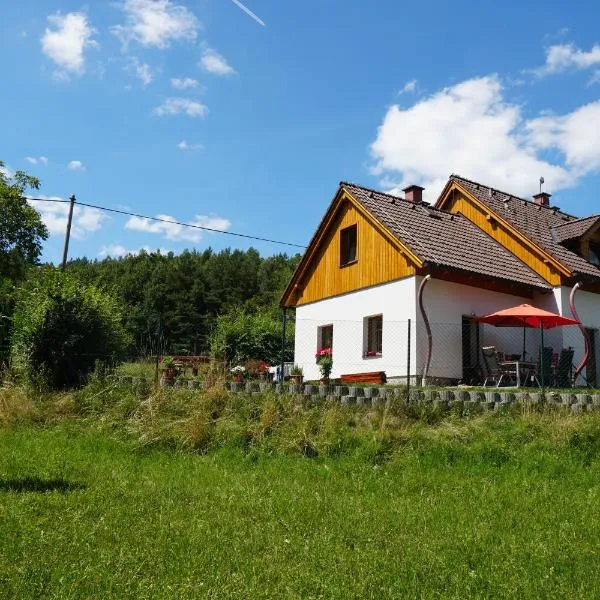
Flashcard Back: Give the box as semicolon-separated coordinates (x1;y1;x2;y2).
500;360;537;387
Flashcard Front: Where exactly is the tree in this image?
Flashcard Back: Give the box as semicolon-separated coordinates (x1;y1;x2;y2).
11;269;130;389
0;161;48;365
0;161;48;282
209;307;293;366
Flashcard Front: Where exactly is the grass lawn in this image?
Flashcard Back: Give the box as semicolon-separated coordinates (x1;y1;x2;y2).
2;415;600;599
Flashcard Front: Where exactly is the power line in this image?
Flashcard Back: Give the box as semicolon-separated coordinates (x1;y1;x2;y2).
27;197;307;249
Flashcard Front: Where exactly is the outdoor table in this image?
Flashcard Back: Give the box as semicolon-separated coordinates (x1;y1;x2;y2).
500;360;537;387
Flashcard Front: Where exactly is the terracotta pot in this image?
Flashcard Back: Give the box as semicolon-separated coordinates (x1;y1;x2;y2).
232;374;244;383
164;367;175;380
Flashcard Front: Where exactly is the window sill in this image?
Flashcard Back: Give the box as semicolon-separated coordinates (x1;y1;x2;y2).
340;259;358;268
363;353;382;359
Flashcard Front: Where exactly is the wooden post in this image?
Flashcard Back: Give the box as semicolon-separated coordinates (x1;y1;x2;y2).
61;195;76;270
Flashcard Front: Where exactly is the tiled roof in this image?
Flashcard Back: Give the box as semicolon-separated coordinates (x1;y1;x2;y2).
448;175;600;281
552;215;600;243
341;182;550;290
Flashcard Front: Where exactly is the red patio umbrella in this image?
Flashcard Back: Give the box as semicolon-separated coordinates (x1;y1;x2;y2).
477;304;579;330
478;304;580;387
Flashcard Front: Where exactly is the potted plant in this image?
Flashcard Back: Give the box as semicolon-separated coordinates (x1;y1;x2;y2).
290;364;304;385
230;365;245;382
162;356;176;381
316;351;333;383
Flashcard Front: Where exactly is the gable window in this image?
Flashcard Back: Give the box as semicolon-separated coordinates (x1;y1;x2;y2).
317;324;333;355
340;224;357;266
364;315;383;357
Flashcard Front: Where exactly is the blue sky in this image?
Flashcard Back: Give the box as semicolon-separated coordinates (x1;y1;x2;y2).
2;0;600;262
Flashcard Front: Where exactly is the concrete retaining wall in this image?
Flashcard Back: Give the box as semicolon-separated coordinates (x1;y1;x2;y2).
107;376;600;413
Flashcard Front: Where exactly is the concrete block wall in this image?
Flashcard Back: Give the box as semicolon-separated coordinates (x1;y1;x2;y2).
107;375;600;414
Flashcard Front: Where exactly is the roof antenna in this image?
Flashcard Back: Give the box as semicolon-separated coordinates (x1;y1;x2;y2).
539;176;545;194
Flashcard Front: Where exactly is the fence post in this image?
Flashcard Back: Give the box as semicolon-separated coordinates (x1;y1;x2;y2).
279;307;287;383
406;318;411;399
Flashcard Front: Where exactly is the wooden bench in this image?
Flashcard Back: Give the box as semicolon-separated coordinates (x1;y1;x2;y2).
340;371;386;385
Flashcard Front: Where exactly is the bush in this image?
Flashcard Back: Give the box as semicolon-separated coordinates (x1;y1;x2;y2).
11;269;130;389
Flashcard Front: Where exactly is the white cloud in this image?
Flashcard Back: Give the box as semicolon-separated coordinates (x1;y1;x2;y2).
127;56;154;86
125;213;230;242
98;244;168;258
177;140;203;150
398;79;417;95
25;156;49;166
200;49;236;76
526;101;600;176
28;197;106;240
68;160;86;171
370;75;586;202
41;12;97;78
171;77;199;90
531;42;600;77
112;0;198;48
153;97;208;117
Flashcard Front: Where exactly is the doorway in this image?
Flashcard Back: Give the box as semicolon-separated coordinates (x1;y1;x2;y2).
586;328;597;388
462;316;481;384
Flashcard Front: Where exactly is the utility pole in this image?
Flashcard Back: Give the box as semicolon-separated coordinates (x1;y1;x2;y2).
61;195;76;270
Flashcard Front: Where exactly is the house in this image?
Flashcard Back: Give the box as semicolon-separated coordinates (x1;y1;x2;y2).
280;175;600;385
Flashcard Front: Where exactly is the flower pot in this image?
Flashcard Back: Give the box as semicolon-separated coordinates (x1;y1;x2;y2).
290;374;304;385
164;367;175;380
232;375;244;383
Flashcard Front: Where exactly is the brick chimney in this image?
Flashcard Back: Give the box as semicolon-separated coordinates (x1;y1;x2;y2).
533;192;551;206
403;185;425;203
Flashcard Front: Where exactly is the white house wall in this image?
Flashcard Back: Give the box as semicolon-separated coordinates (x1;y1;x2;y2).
294;278;417;381
556;286;600;385
416;276;543;380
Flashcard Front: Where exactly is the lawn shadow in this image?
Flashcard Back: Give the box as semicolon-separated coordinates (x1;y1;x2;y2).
0;476;86;493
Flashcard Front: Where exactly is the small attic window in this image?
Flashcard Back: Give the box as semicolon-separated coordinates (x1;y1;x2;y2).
340;224;357;266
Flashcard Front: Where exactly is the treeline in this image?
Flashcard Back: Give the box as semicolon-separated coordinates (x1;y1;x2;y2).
65;248;301;357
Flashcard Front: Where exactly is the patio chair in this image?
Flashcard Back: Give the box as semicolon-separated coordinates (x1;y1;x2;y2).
481;346;518;387
553;348;575;388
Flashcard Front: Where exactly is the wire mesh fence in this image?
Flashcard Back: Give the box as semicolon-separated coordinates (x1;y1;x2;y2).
294;318;596;387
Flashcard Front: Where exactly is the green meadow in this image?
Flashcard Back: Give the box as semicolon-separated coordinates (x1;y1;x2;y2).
2;384;600;598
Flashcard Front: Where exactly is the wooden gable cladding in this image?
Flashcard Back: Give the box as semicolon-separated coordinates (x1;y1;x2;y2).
439;184;565;286
285;195;418;306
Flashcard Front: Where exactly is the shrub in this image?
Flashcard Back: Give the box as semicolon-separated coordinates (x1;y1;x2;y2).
11;269;130;389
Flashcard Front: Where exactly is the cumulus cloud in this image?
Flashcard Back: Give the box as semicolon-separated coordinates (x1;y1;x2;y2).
41;12;97;78
526;101;600;176
28;197;106;240
531;42;600;77
370;75;591;201
171;77;199;90
200;49;236;76
177;140;203;150
125;213;230;242
68;160;85;171
112;0;198;48
153;97;208;117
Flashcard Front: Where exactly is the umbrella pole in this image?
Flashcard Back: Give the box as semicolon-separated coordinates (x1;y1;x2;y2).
522;327;526;360
540;324;545;392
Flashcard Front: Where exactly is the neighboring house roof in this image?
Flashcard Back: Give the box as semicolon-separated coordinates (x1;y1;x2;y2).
342;182;550;290
446;175;600;281
552;215;600;243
